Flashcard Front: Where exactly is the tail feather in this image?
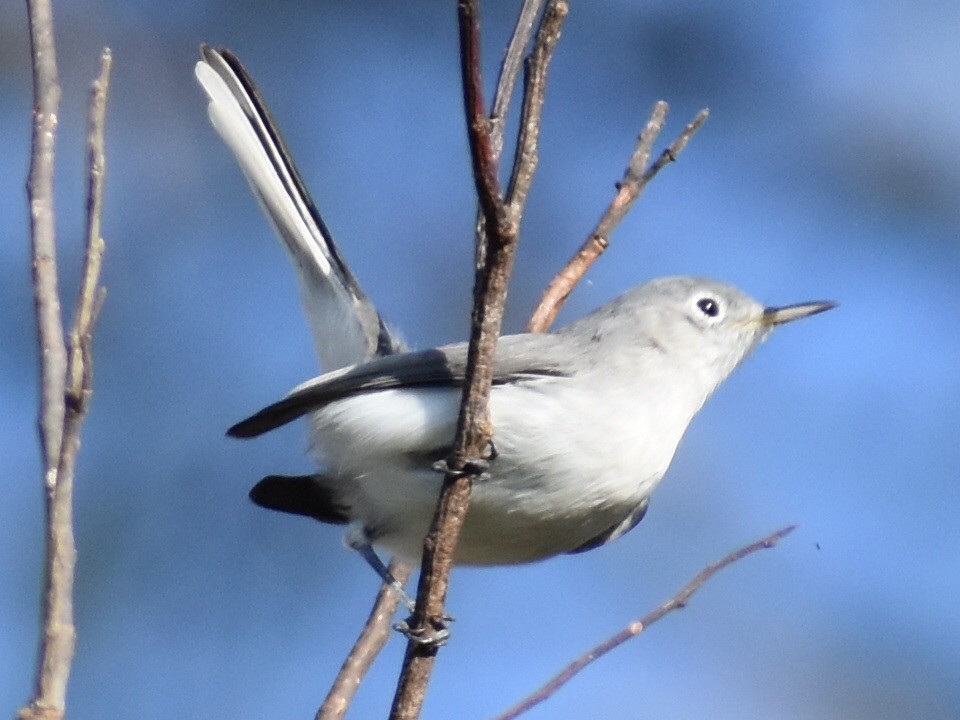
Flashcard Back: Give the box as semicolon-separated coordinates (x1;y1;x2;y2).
249;474;350;526
196;45;404;370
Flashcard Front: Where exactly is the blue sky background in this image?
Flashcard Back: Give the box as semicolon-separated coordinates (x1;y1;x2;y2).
2;1;959;718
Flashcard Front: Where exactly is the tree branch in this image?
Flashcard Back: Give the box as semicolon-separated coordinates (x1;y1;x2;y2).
505;0;567;212
317;6;565;716
473;0;545;270
18;40;111;720
316;560;412;720
488;0;545;158
527;106;709;333
26;0;66;487
492;525;797;720
388;1;560;716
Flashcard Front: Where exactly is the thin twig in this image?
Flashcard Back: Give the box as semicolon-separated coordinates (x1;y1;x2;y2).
489;0;545;156
461;2;516;242
26;0;66;486
474;0;544;270
527;107;709;333
505;0;567;212
317;560;412;720
492;525;797;720
389;2;526;717
69;50;111;404
18;44;111;720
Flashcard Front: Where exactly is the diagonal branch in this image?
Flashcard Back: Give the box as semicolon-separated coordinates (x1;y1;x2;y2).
527;106;709;333
317;559;413;720
492;525;797;720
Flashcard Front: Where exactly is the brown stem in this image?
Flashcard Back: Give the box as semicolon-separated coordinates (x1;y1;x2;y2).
505;0;567;212
388;1;526;717
316;559;413;720
320;4;567;716
473;0;545;270
488;0;546;157
527;107;709;333
492;525;797;720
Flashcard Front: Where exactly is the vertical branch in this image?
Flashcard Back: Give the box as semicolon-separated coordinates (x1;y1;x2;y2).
18;43;111;720
389;1;524;717
505;0;567;212
473;0;543;270
26;0;66;485
319;5;564;716
488;0;545;157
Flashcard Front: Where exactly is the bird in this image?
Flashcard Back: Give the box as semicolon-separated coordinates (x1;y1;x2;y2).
195;46;835;603
228;277;833;569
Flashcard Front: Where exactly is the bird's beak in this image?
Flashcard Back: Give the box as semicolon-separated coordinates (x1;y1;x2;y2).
761;300;836;326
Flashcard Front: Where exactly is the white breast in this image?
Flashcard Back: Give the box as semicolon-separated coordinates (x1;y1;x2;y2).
307;370;702;565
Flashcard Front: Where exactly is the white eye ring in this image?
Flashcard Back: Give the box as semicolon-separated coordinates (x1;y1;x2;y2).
696;297;721;318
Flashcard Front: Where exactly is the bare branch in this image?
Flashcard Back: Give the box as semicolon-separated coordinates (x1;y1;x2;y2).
321;5;565;714
527;107;709;333
473;0;544;270
26;0;66;486
491;525;797;720
460;0;516;242
69;49;111;406
505;0;567;213
489;0;545;156
18;42;111;720
389;1;529;716
317;560;413;720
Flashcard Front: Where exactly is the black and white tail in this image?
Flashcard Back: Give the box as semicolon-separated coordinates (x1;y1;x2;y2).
195;46;404;370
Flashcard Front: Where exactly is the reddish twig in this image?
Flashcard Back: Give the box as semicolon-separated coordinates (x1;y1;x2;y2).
389;1;538;717
460;2;516;243
491;525;797;720
320;4;565;717
527;106;709;333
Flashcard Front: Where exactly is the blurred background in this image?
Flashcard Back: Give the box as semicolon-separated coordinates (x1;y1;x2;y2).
2;1;958;718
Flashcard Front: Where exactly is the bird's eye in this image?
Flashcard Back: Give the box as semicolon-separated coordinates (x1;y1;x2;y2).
697;297;720;317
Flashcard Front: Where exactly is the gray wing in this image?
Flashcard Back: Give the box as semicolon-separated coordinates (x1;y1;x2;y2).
228;332;577;438
196;46;403;369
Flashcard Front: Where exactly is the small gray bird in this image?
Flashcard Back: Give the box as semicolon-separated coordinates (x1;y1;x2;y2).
195;47;834;598
229;279;833;570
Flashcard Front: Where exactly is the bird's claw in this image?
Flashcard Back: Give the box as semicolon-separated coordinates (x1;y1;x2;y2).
394;615;453;648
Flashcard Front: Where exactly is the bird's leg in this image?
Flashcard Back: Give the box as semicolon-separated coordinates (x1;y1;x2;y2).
345;529;455;646
344;527;416;612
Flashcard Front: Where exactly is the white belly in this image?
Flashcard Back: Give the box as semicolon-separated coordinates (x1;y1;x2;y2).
309;376;692;565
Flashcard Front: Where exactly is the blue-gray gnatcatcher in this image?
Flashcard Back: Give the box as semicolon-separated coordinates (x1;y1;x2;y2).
195;47;834;596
